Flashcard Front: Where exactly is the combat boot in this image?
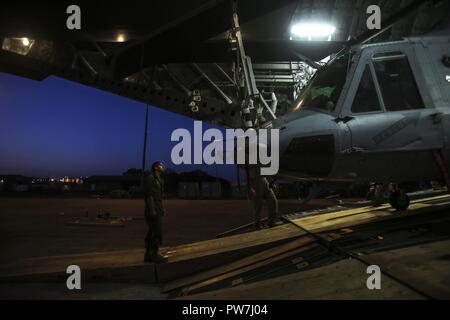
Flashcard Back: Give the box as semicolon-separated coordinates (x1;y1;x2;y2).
267;220;277;228
150;251;168;263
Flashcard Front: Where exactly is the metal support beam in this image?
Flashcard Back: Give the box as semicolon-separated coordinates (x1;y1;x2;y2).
230;10;276;127
111;0;298;79
290;50;322;69
259;93;277;120
163;65;192;96
192;63;233;105
214;63;236;87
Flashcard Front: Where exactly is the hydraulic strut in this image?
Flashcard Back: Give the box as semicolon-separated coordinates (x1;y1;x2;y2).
228;7;276;129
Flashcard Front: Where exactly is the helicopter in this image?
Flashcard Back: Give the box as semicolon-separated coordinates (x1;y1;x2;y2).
270;34;450;210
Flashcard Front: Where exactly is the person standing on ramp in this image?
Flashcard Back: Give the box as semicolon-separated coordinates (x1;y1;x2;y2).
144;161;168;263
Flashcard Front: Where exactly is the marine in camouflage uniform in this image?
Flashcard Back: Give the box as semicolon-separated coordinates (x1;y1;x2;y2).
144;161;167;263
248;165;279;229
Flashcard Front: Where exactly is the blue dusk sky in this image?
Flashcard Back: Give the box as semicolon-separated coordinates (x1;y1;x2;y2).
0;73;237;181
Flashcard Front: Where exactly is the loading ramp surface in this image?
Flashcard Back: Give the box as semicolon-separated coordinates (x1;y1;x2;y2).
2;192;450;299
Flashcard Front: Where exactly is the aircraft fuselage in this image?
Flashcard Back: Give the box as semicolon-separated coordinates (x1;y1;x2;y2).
274;36;450;184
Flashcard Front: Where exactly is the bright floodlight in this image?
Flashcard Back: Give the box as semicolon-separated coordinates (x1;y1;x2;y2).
116;34;126;42
21;37;30;46
290;23;336;40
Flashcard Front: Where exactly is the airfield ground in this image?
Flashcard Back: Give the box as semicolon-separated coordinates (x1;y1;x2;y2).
2;195;449;300
0;197;331;265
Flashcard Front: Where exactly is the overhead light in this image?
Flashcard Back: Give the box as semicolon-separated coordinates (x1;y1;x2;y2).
21;37;30;46
116;33;126;42
2;37;34;55
290;22;336;40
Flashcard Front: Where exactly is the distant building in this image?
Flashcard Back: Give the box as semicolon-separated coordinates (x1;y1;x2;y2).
201;181;221;198
0;175;33;193
178;182;200;198
33;177;53;183
13;184;29;192
59;177;83;184
178;181;222;199
0;170;233;198
232;184;248;199
231;182;300;199
84;175;140;194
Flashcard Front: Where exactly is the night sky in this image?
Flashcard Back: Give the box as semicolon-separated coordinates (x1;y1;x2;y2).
0;73;237;181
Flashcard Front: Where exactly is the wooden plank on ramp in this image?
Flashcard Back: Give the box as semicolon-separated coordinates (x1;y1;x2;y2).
157;223;305;282
291;194;450;233
163;236;316;293
177;258;424;300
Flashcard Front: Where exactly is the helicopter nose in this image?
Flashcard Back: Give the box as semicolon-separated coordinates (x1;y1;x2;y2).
275;111;338;179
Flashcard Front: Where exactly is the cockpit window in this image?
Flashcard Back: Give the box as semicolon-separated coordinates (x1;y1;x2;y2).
291;53;349;113
372;52;425;111
351;65;381;113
